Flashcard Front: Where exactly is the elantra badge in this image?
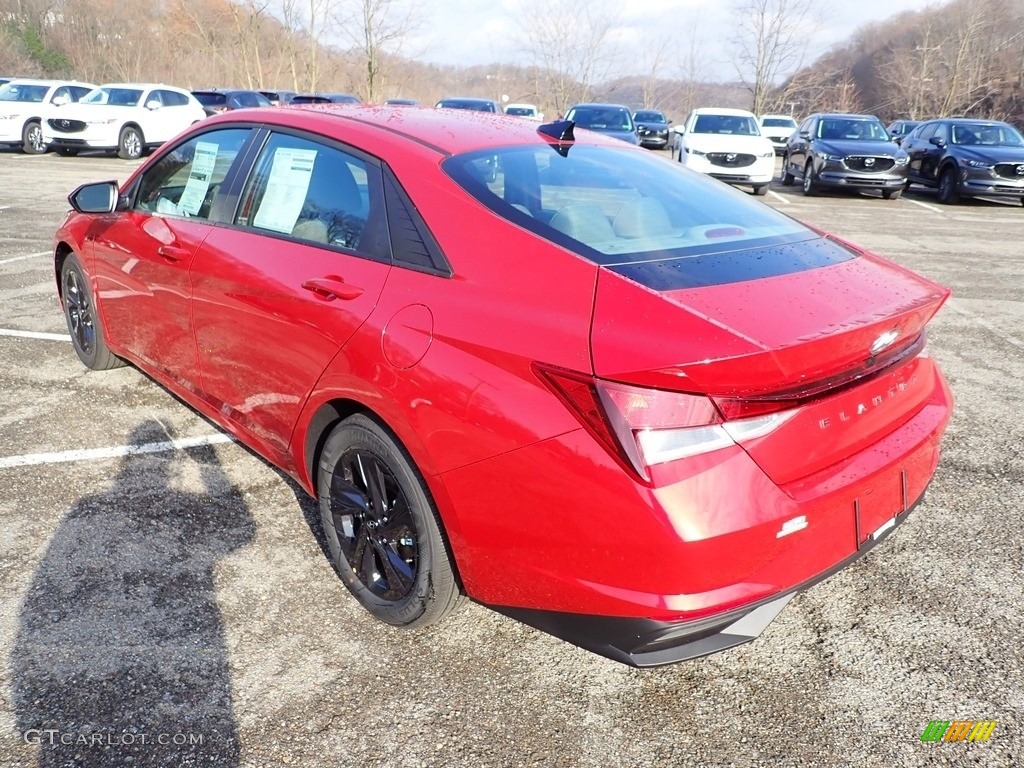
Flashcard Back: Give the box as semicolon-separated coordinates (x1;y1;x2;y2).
776;515;807;539
870;329;899;355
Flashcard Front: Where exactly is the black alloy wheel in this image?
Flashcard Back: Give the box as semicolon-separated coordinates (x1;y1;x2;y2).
938;166;961;205
60;254;123;370
318;415;462;628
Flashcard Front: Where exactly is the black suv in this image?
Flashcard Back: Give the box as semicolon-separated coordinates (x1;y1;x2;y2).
632;110;670;150
900;118;1024;205
886;119;921;145
782;113;909;199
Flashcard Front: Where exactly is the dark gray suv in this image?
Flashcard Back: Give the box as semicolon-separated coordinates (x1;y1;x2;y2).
900;118;1024;205
781;113;909;199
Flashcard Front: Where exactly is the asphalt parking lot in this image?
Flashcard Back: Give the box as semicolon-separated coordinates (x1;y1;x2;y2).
0;147;1021;768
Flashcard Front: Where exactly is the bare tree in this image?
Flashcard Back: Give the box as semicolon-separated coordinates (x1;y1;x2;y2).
638;25;674;109
730;0;818;115
337;0;419;102
517;0;622;115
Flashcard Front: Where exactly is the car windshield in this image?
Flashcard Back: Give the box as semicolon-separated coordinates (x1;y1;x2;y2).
443;144;818;278
634;111;666;124
506;107;536;116
762;118;796;128
0;83;49;102
83;87;143;106
692;114;759;135
817;118;889;141
570;107;633;131
950;123;1024;147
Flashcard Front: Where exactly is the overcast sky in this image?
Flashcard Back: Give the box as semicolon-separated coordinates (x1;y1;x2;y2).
406;0;937;81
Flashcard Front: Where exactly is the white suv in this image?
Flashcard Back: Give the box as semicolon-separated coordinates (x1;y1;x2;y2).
504;103;543;121
41;83;207;159
758;114;799;155
0;79;95;154
676;107;776;196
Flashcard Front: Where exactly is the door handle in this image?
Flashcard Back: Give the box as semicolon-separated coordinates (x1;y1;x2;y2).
156;244;191;261
301;276;364;301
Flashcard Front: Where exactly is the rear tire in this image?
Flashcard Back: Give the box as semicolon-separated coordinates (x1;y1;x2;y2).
60;253;124;370
117;126;144;160
938;166;961;205
22;120;46;154
802;161;818;196
781;156;795;186
318;414;462;628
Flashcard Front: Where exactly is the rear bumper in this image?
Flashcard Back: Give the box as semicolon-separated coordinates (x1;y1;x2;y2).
490;492;924;667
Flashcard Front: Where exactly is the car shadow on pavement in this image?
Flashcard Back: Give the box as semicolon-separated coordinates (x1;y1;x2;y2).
10;420;255;767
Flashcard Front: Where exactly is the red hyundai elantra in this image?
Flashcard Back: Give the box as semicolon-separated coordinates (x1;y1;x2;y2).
54;105;953;666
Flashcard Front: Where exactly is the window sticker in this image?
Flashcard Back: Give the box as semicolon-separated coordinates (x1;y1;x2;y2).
177;141;220;216
252;147;318;234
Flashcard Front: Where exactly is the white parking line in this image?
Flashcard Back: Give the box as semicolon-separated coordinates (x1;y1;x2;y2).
0;251;49;265
767;190;790;205
0;328;70;341
0;433;236;469
905;199;944;214
946;300;1024;353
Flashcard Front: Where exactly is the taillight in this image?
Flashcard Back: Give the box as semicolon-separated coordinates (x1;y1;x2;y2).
535;365;796;481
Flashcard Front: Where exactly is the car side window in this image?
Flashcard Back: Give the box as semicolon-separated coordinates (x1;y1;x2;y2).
917;123;937;142
69;86;91;101
234;132;388;261
156;90;189;107
934;124;950;144
135;128;251;220
50;86;70;103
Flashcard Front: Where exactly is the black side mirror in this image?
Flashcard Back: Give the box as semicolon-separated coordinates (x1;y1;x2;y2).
799;130;811;140
929;136;946;148
69;181;119;214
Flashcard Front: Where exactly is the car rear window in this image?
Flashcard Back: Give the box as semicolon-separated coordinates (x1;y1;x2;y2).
762;118;796;128
193;92;227;107
443;144;852;287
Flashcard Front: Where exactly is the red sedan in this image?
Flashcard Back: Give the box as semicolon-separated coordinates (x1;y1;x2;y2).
54;105;953;666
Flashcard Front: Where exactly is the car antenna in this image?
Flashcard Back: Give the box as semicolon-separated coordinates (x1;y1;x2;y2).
537;120;575;156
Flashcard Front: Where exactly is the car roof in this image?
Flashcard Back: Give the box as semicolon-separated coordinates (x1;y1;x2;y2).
811;112;879;120
933;117;1009;125
759;114;796;120
95;83;185;91
569;102;631;110
209;103;629;155
692;107;756;117
4;78;87;87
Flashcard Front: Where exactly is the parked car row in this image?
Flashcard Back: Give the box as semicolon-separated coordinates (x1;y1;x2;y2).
780;112;1024;205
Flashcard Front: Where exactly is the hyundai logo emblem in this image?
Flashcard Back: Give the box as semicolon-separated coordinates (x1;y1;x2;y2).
870;329;900;355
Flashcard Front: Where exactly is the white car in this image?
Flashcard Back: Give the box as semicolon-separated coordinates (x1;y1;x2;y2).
0;79;95;154
758;114;799;155
41;83;207;159
676;107;776;196
504;103;543;121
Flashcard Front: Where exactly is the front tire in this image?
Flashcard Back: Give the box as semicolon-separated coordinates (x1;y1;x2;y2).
117;126;144;160
22;120;45;154
882;188;902;200
318;414;462;628
753;184;769;196
61;253;124;370
802;161;818;196
938;166;961;205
